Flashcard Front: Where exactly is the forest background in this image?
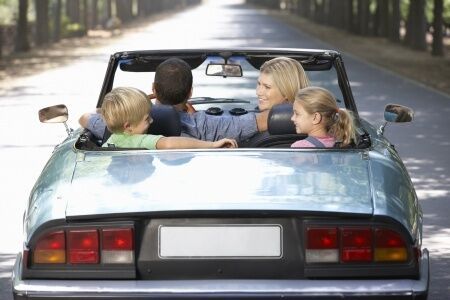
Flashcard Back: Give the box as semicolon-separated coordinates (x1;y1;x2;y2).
0;0;448;94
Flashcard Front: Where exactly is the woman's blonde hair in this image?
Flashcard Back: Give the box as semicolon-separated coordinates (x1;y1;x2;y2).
101;87;151;133
295;86;356;146
260;57;310;102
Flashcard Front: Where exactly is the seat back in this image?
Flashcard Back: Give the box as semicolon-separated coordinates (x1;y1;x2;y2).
102;104;181;143
267;103;296;135
242;103;307;148
148;105;181;136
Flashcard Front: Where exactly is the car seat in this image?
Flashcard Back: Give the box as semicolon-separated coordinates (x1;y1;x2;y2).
240;103;307;148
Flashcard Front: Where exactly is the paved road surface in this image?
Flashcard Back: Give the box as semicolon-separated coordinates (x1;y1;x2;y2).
1;1;448;299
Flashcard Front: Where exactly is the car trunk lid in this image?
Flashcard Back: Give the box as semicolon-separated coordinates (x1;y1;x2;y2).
65;150;372;219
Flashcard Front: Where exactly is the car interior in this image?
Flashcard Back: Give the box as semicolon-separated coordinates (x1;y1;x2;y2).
75;102;369;150
73;50;371;151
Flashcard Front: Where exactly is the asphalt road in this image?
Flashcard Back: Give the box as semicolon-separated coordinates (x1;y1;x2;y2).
1;1;449;299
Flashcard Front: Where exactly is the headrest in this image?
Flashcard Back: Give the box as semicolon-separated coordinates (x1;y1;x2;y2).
268;103;296;135
148;104;181;136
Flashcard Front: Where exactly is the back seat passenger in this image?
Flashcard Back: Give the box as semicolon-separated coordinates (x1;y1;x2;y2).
101;104;181;144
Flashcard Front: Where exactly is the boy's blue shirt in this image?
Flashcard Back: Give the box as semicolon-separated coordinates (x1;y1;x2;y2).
87;110;258;142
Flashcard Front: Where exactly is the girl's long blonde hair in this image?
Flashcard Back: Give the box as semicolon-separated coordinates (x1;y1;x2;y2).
296;87;356;146
260;57;310;102
101;87;151;133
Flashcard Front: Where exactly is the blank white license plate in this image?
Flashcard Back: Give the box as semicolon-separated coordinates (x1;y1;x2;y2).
159;225;282;258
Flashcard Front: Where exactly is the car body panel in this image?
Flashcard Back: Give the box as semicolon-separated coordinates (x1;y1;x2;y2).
369;150;421;241
25;145;420;244
24;140;77;242
65;150;372;219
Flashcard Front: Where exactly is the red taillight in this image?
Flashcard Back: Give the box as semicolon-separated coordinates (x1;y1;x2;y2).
306;225;410;264
375;228;406;248
341;227;372;262
68;230;99;264
33;226;135;266
33;231;66;264
305;227;339;263
102;228;133;250
101;228;134;264
307;227;338;249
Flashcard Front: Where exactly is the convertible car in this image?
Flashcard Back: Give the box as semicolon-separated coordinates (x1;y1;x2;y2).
12;48;429;299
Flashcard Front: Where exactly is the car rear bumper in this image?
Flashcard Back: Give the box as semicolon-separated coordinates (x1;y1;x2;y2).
12;249;429;300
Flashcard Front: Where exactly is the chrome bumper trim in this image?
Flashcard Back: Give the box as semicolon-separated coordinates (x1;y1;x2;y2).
12;249;429;299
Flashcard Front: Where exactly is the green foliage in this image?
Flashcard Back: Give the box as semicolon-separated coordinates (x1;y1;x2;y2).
401;0;450;24
0;0;17;25
444;0;450;24
424;0;450;24
62;18;86;38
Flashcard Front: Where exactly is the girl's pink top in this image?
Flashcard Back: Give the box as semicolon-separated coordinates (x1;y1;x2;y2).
291;136;336;148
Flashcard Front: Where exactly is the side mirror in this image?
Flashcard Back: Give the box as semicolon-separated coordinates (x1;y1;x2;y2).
378;103;414;136
38;104;72;137
384;104;414;123
39;104;68;123
206;63;242;77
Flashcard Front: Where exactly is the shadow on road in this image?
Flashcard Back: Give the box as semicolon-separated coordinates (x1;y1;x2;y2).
0;253;15;300
420;196;450;300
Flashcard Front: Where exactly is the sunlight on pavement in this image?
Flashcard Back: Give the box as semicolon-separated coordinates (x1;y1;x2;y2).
422;226;450;257
0;256;16;279
101;1;264;53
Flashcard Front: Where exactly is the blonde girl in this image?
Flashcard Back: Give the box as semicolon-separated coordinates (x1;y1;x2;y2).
256;57;310;112
290;86;356;148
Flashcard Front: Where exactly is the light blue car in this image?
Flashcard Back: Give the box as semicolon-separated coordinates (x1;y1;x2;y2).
12;49;428;299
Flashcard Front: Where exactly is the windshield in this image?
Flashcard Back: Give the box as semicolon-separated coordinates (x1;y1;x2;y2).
112;56;344;109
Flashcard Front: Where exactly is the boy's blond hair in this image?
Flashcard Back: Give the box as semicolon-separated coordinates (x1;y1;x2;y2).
101;87;151;133
260;57;310;102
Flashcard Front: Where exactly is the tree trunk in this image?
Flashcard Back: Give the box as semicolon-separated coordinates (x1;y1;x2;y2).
323;0;331;26
313;0;324;23
388;0;400;42
432;0;444;56
332;0;344;28
106;0;113;19
299;0;311;18
35;0;50;45
16;0;30;52
66;0;81;23
404;0;413;45
116;0;133;23
346;0;355;33
53;0;62;42
357;0;370;35
406;0;427;51
83;0;89;31
138;0;148;17
376;0;389;37
91;0;99;28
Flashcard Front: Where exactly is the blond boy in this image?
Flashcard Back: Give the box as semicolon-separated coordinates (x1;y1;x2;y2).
101;87;237;149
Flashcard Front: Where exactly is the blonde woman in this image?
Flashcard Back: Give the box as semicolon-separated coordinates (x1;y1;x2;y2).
256;57;310;112
290;86;356;148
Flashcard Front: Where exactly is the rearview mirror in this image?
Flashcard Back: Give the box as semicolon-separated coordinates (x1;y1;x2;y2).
39;104;68;123
384;104;414;123
206;63;242;77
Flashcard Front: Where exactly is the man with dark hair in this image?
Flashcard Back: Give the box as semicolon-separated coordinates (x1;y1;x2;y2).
79;58;267;142
153;58;193;106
